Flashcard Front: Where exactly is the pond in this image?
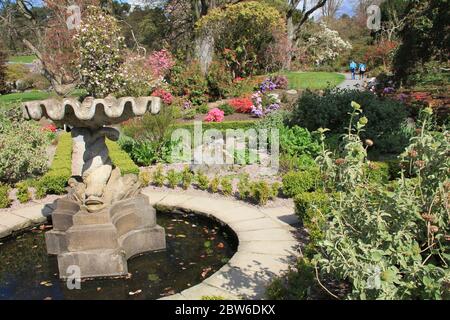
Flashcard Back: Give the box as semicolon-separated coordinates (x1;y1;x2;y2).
0;210;237;300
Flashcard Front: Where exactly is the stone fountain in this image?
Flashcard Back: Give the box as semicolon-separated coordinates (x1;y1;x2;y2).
22;96;166;278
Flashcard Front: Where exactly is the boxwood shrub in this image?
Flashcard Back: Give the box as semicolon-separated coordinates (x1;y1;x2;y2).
0;183;11;208
282;168;318;198
106;138;140;175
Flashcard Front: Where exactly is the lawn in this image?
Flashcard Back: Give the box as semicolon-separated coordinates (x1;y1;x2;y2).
0;89;87;105
8;55;37;64
284;71;345;90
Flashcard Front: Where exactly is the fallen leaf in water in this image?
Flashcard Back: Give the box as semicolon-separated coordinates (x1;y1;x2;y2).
176;234;186;238
201;267;212;278
44;297;52;300
217;242;224;249
148;274;160;282
97;287;102;291
128;289;142;296
32;245;38;249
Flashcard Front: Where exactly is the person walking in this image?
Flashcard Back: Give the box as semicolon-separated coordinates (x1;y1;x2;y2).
349;60;357;80
359;62;367;80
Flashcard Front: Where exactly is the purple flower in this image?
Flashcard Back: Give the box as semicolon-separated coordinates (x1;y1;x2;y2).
383;87;395;94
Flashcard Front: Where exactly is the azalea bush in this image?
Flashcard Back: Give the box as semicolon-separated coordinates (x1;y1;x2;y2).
229;97;253;113
151;88;173;105
204;108;224;123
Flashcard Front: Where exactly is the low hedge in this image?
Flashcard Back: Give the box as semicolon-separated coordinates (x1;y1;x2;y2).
36;132;72;197
107;138;140;175
282;168;318;198
172;120;257;133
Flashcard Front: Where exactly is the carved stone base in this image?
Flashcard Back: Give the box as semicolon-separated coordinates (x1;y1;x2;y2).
45;194;166;279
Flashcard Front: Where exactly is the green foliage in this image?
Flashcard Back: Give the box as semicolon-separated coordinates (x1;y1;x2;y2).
196;104;210;114
35;133;72;197
218;103;235;116
279;154;316;173
280;125;321;158
207;60;234;99
210;175;220;193
0;120;48;184
291;89;409;154
249;180;272;206
220;177;233;196
282;169;317;198
139;171;151;187
106;139;140;175
15;182;31;203
5;63;29;83
284;72;345;90
237;174;250;199
311;106;450;299
152;165;165;187
195;171;209;191
166;169;180;188
183;108;197;120
173;120;256;133
180;166;193;190
0;183;11;208
196;1;286;76
168;62;208;106
365;161;390;184
271;181;281;198
266;257;316;300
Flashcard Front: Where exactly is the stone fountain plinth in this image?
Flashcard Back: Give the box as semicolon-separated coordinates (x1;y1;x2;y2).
23;96;166;279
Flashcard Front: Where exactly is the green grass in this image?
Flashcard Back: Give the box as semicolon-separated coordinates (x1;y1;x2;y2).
284;72;345;90
0;89;87;105
0;90;53;104
8;55;37;64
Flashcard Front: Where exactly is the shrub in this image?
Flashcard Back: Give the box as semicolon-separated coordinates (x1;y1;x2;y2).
181;166;193;190
229;97;253;113
279;154;316;173
218;103;235;116
139;171;151;186
207;60;234;99
291;89;409;154
152;165;165;187
237;174;250;199
183;108;197;120
365;161;389;183
220;177;233;196
282;169;317;198
16;182;31;203
35;133;72;196
270;74;288;89
311;106;450;299
0;121;48;184
210;175;220;193
5;64;29;83
196;104;209;114
271;182;281;198
280;126;321;158
204;108;224;122
168;61;208;106
196;171;209;191
249;180;271;205
166;169;180;189
151;88;173;105
0;183;11;208
0;47;7;93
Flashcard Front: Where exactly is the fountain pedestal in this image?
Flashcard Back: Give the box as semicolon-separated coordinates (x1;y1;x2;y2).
23;96;166;279
46;194;165;278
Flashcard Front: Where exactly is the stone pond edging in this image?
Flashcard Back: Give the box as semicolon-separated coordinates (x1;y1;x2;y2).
0;190;300;300
141;190;300;300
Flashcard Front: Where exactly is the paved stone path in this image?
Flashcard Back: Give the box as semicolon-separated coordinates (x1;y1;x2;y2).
337;72;365;90
1;190;300;300
140;190;300;300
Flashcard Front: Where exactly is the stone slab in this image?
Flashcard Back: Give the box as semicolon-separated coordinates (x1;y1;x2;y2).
180;283;240;300
0;212;32;231
11;204;48;224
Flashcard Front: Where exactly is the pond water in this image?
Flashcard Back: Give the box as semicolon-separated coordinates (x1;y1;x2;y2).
0;210;237;300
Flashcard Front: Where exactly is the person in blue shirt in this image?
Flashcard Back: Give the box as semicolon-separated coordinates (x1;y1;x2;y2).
359;62;367;79
349;60;357;80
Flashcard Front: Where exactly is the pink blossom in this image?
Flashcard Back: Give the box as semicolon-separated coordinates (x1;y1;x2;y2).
204;108;225;122
146;49;175;78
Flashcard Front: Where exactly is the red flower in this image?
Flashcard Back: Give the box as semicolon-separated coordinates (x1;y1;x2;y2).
42;124;57;132
151;88;173;105
229;97;253;113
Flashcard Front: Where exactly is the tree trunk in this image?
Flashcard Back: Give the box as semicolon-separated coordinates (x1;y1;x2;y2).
195;32;215;74
286;15;295;70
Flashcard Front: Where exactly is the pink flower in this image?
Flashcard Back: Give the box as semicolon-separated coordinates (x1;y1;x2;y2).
146;49;175;78
151;88;173;105
204;108;224;122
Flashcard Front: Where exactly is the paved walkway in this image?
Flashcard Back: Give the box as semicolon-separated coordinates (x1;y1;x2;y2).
337;73;365;90
0;190;300;300
142;189;300;300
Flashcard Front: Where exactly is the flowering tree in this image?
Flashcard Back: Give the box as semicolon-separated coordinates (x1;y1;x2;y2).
76;6;125;98
304;22;352;65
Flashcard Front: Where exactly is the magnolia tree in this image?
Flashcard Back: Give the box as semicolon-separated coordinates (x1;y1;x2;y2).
75;6;126;98
305;22;352;65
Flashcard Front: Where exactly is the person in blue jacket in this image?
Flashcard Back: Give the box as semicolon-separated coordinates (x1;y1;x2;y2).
349;60;357;80
359;62;367;79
